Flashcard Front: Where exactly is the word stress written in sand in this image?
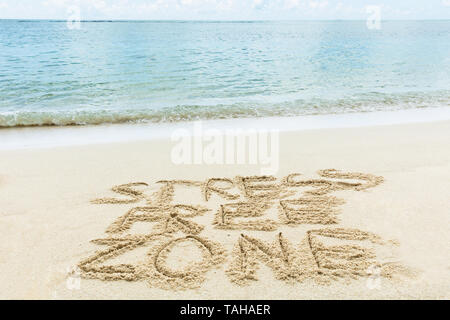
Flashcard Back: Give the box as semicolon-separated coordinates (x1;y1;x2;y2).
78;169;412;289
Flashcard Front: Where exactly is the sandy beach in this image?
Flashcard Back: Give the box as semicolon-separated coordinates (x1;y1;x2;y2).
0;115;449;300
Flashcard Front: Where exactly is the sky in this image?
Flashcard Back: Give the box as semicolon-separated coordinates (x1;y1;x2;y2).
0;0;449;20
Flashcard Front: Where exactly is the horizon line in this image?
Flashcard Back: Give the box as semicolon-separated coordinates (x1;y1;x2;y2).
1;18;450;22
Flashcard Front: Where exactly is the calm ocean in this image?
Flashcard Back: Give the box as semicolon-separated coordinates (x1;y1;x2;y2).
0;20;449;127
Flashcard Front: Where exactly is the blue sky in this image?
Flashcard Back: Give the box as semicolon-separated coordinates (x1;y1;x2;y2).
0;0;449;20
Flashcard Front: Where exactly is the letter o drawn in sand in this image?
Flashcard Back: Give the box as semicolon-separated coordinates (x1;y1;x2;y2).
147;235;226;289
156;236;213;277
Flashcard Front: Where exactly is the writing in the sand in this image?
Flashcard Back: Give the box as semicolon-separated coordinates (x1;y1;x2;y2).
76;169;411;289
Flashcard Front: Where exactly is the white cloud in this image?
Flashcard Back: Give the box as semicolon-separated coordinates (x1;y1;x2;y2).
284;0;301;9
252;0;266;10
42;0;67;7
309;1;328;9
179;0;193;5
178;0;217;7
93;1;107;10
217;0;233;11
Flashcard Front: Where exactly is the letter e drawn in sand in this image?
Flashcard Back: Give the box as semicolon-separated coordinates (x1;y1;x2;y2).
305;228;413;282
214;201;278;231
279;196;345;225
212;175;289;231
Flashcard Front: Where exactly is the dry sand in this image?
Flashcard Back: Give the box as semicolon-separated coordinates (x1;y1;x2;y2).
0;119;449;299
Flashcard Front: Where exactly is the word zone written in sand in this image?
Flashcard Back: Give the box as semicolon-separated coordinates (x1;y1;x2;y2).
78;169;412;289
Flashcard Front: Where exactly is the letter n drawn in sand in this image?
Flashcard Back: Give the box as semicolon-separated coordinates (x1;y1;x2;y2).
226;233;299;285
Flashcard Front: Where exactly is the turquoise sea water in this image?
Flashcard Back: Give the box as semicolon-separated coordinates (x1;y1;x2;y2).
0;20;449;127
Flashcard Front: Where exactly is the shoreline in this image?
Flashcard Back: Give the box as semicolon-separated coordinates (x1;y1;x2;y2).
1;106;450;150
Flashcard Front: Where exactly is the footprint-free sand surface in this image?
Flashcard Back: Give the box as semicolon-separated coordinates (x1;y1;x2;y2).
0;119;449;299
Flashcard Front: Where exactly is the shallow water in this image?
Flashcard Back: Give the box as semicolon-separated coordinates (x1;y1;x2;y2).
0;20;449;127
